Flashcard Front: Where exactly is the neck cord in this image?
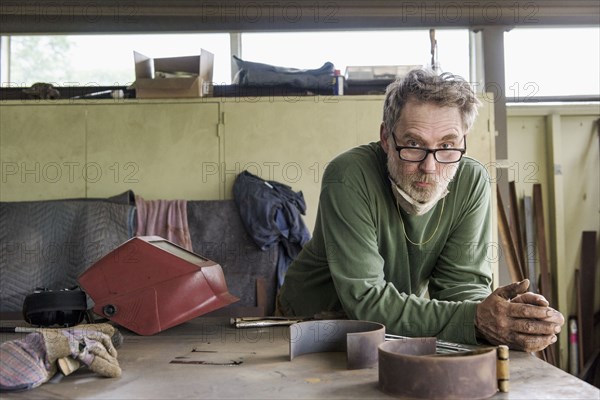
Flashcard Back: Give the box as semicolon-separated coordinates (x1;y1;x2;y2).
395;196;445;246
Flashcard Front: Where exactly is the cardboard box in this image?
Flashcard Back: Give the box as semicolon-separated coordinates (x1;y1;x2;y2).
133;50;214;98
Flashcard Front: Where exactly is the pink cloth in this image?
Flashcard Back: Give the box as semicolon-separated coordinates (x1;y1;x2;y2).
135;195;193;251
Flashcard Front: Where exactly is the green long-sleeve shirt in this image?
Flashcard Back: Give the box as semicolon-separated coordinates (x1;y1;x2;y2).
279;142;493;344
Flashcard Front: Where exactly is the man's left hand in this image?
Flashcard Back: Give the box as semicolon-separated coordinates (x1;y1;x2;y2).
474;279;565;352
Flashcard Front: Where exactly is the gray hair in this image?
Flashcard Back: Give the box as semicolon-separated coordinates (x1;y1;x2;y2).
382;69;481;134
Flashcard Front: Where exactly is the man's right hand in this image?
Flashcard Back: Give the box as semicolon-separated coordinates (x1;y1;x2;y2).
474;279;564;352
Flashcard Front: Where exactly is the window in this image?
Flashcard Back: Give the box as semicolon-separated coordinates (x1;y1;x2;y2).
241;29;470;79
1;29;470;89
504;27;600;98
3;27;598;100
2;33;231;87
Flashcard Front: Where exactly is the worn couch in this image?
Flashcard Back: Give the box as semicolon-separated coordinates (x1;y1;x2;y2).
0;192;279;318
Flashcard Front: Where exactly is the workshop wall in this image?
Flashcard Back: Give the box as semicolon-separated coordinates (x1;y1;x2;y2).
0;95;495;233
506;105;600;370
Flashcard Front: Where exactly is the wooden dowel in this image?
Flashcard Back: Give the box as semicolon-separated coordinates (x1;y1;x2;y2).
497;345;510;392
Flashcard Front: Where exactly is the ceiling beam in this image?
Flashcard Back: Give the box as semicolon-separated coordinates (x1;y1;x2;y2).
1;1;599;34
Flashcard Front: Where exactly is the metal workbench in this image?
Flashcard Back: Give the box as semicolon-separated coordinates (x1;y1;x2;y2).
1;317;598;399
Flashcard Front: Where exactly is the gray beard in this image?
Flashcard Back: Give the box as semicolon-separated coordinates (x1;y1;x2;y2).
386;151;455;215
389;177;448;215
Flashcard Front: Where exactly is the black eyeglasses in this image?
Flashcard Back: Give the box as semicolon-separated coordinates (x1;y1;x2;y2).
390;134;467;164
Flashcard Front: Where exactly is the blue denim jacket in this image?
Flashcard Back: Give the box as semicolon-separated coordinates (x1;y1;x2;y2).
233;171;311;287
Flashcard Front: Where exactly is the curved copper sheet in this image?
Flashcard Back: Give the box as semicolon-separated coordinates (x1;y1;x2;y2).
289;320;385;369
378;338;498;399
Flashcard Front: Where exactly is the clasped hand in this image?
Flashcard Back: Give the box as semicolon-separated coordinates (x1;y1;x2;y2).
475;279;565;352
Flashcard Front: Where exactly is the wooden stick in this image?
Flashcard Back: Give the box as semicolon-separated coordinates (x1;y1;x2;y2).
532;184;553;305
508;181;527;279
579;231;597;369
497;187;524;282
523;196;538;293
256;277;267;317
575;269;584;373
532;183;556;366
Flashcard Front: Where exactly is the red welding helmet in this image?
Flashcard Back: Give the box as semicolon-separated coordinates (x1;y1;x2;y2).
78;236;239;335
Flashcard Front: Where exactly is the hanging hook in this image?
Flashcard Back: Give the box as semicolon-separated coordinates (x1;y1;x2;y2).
429;28;437;71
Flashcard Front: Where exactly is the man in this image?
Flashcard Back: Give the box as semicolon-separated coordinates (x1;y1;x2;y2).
278;69;564;352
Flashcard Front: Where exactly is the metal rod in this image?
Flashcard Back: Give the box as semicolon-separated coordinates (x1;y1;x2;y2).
385;334;471;353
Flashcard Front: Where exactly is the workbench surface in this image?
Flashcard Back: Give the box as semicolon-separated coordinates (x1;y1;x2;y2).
1;317;598;399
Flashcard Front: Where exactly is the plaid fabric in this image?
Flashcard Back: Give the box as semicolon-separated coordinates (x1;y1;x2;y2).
0;333;50;392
